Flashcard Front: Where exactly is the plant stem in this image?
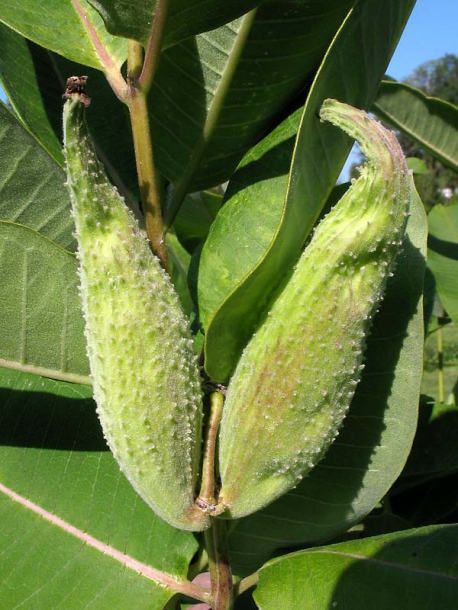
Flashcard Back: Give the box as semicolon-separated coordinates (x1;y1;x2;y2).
75;0;170;265
125;1;172;267
198;391;224;507
127;39;143;80
139;0;172;93
128;89;168;268
235;572;259;597
198;391;232;607
204;519;234;610
127;41;168;269
163;8;258;230
72;0;127;102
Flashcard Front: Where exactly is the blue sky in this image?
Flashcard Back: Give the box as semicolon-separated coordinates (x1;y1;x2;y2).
387;0;458;80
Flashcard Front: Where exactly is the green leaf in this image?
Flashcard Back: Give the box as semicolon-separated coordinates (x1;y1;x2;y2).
198;107;302;338
373;80;458;173
253;525;458;610
2;507;175;610
0;98;136;384
0;368;199;608
0;22;64;164
0;30;138;198
227;184;427;576
0;0;127;70
427;204;458;323
153;0;355;198
88;0;264;48
174;190;223;253
0;222;89;384
407;157;428;175
200;0;417;382
0;102;75;250
166;232;195;318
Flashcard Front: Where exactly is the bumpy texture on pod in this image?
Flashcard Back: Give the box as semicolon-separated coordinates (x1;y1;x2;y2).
217;99;410;519
63;94;208;531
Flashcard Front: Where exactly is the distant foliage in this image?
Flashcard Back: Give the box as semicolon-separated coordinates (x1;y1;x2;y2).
408;54;458;106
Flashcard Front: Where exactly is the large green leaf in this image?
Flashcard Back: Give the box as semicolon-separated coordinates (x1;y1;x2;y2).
227;185;426;577
0;368;199;608
152;0;356;198
166;232;195;317
199;0;417;382
0;27;138;198
88;0;264;48
0;22;63;164
1;507;175;610
253;525;458;610
174;190;223;252
0;102;75;250
0;0;126;70
373;80;458;173
0;96;137;383
427;204;458;323
198;107;302;335
0;222;89;384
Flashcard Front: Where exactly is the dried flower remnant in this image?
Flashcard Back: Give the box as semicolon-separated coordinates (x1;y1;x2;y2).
62;75;91;107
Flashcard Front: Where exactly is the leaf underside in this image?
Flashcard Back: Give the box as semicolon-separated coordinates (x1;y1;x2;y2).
0;367;198;609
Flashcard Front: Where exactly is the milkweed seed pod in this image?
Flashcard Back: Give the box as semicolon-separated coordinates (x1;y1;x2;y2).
217;99;410;519
63;90;208;531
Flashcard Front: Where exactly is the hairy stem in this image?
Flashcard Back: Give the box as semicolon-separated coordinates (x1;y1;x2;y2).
198;391;224;507
204;519;233;610
198;391;232;607
163;8;258;230
127;39;144;80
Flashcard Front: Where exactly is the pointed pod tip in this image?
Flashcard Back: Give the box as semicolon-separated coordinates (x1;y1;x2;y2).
320;98;408;183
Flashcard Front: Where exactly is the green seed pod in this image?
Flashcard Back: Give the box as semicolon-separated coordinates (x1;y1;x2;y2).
63;92;208;531
217;99;410;519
